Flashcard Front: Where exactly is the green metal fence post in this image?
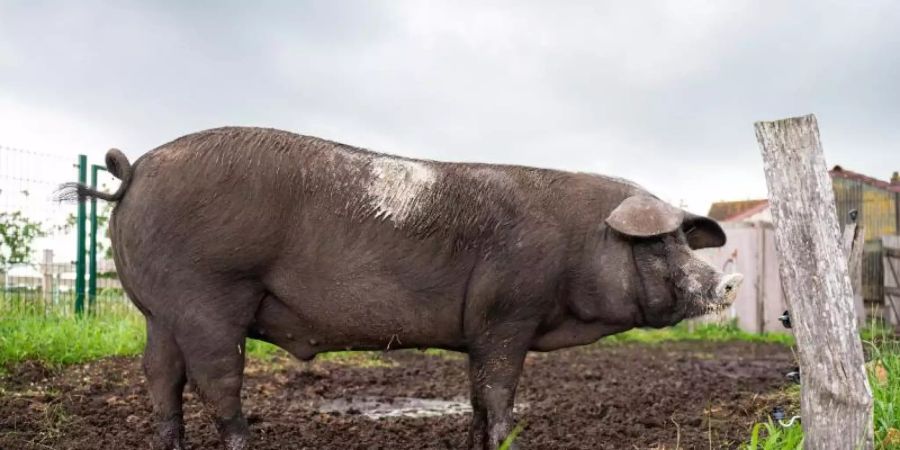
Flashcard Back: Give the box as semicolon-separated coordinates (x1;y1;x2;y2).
88;164;106;314
75;155;87;316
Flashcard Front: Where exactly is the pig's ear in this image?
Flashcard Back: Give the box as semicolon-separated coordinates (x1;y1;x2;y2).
681;212;726;249
605;195;684;237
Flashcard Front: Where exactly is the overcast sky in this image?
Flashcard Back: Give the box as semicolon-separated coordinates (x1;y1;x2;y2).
1;0;899;215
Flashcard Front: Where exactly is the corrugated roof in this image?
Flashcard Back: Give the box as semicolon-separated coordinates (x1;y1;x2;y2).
830;166;900;193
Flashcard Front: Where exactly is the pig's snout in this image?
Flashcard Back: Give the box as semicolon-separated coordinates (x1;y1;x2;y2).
715;273;744;305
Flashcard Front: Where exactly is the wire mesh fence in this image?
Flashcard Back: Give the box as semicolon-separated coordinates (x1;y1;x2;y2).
0;145;136;318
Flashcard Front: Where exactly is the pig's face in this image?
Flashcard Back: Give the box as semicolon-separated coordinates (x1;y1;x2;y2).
606;195;743;327
631;234;743;326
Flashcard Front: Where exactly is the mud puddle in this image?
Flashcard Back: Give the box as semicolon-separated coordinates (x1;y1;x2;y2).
318;396;472;419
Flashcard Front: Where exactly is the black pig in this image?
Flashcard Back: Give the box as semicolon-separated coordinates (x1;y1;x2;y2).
58;127;742;450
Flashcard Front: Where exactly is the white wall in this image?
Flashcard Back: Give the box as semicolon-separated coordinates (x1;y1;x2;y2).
697;221;788;333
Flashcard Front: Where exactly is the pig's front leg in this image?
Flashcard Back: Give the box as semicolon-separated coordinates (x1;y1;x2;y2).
466;324;534;450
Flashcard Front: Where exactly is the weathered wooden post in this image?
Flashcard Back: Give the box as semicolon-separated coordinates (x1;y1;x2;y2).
42;249;54;314
842;223;866;328
755;114;873;449
884;236;900;330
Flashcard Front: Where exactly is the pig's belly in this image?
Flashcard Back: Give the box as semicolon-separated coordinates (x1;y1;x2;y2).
249;286;466;360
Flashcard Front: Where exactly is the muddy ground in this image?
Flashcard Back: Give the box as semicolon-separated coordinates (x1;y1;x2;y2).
1;341;794;449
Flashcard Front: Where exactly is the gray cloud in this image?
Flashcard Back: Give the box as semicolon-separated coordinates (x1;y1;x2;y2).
1;0;898;213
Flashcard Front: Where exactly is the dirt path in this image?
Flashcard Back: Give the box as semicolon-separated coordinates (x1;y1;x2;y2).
1;341;794;449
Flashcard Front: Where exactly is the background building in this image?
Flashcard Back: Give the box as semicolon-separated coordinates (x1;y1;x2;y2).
705;167;900;330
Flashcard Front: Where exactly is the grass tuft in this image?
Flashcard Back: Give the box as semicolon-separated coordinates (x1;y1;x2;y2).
745;419;803;450
498;423;525;450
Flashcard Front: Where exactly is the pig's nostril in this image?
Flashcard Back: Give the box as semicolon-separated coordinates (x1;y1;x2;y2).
717;273;744;300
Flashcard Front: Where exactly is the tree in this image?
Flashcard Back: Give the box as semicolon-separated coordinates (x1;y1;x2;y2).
0;211;45;266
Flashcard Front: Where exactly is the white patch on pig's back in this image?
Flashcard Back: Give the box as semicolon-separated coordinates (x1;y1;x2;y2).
367;157;436;224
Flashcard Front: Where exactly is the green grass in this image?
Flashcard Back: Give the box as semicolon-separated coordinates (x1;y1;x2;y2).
745;419;804;450
498;423;525;450
244;339;285;360
0;306;146;370
602;319;795;346
0;296;399;372
869;333;900;449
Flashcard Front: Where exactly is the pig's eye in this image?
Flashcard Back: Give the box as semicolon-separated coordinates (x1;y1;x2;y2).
646;241;667;257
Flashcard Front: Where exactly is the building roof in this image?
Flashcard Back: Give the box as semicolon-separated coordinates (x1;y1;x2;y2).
708;166;899;222
707;199;769;222
830;166;900;193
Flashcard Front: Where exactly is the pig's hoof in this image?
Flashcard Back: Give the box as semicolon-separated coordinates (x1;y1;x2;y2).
154;417;185;450
224;433;249;450
217;414;250;450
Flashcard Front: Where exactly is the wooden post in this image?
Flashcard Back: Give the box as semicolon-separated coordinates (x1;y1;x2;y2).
757;224;767;333
42;249;54;314
755;114;873;450
842;224;867;328
884;236;900;330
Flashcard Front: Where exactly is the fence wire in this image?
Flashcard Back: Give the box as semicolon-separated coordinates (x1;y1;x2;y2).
0;145;135;317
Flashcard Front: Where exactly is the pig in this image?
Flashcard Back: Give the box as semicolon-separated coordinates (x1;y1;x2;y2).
57;127;742;450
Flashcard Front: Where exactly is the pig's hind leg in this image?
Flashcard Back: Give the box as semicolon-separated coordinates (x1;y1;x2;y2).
143;319;187;450
168;280;263;450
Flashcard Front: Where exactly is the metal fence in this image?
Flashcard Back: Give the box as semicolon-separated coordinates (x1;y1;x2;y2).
0;145;134;317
